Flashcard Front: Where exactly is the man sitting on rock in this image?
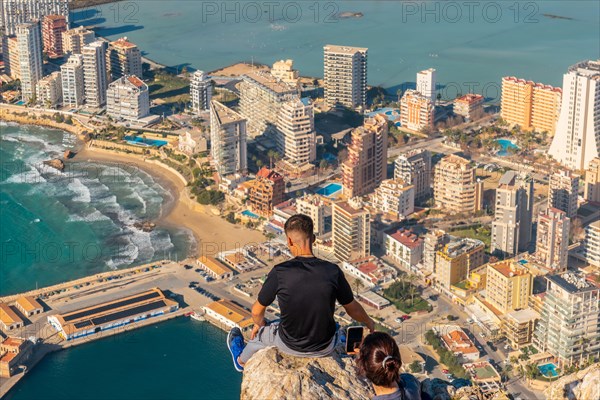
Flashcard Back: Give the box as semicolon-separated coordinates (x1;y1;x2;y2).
227;213;375;372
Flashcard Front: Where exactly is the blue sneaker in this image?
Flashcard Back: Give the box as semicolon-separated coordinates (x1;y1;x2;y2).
227;327;245;372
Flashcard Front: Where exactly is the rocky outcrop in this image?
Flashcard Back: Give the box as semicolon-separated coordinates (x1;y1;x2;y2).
421;378;486;400
43;158;65;171
240;346;488;400
133;221;156;232
544;363;600;400
241;347;374;400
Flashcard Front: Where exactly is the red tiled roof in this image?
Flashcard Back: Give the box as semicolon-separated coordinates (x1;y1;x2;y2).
389;229;423;249
358;262;378;275
256;167;283;183
455;93;484;104
111;37;137;48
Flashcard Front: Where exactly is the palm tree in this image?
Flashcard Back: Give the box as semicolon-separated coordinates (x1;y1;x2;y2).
524;363;538;381
353;278;364;296
408;284;418;306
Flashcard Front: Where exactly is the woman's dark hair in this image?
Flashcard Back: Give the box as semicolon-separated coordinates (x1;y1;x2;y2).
356;332;402;387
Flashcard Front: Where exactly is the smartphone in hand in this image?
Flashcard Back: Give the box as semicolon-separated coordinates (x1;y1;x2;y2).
345;326;364;355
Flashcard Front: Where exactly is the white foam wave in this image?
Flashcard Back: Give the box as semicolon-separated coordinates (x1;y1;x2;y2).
68;209;111;223
67;178;91;203
4;167;47;185
127;191;147;214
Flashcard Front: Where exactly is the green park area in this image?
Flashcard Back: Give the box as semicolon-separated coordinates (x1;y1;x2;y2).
383;279;432;314
448;224;492;249
148;70;190;107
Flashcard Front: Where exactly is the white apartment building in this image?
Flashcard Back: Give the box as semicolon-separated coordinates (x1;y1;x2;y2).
534;272;600;367
394;149;432;202
106;75;150;122
534;207;570;272
332;198;370;262
296;194;330;236
62;26;95;54
36;71;61;107
548;169;580;218
82;40;108;108
491;171;534;258
385;229;424;271
582;220;600;267
275;98;316;166
371;178;415;219
323;44;367;109
61;53;85;107
190;70;212;114
1;0;69;36
16;21;42;102
210;100;247;178
416;68;436;103
238;70;299;137
549;60;600;171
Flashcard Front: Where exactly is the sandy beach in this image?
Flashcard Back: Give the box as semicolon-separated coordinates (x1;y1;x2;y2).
0;104;266;256
75;147;266;257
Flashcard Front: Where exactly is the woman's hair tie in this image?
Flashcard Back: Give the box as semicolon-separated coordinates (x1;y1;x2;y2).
382;355;393;369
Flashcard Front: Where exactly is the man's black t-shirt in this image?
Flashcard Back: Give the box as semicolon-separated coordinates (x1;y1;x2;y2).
257;256;354;352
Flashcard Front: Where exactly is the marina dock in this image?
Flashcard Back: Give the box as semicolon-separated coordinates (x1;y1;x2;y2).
0;259;257;398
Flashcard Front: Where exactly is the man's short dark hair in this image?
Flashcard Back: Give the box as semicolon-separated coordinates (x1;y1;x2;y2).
284;214;314;239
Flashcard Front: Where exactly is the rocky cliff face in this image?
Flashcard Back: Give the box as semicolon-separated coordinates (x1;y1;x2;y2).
240;347;489;400
544;363;600;400
240;347;374;400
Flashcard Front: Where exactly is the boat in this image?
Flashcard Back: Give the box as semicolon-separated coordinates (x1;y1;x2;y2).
190;312;206;322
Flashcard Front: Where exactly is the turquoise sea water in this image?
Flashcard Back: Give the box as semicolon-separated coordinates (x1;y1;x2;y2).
72;1;599;93
5;318;242;400
0;123;194;296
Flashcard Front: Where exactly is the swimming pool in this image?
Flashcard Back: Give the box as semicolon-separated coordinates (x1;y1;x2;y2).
241;210;259;219
538;363;559;378
496;139;519;156
366;107;400;120
15;100;25;106
124;135;168;148
315;183;343;197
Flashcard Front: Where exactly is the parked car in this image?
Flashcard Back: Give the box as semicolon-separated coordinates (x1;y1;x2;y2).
401;315;411;321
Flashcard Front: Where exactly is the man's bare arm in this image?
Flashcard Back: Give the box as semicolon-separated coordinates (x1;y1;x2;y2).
342;300;375;332
251;301;267;326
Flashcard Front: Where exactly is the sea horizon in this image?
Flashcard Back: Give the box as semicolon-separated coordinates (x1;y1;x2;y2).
72;0;599;98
